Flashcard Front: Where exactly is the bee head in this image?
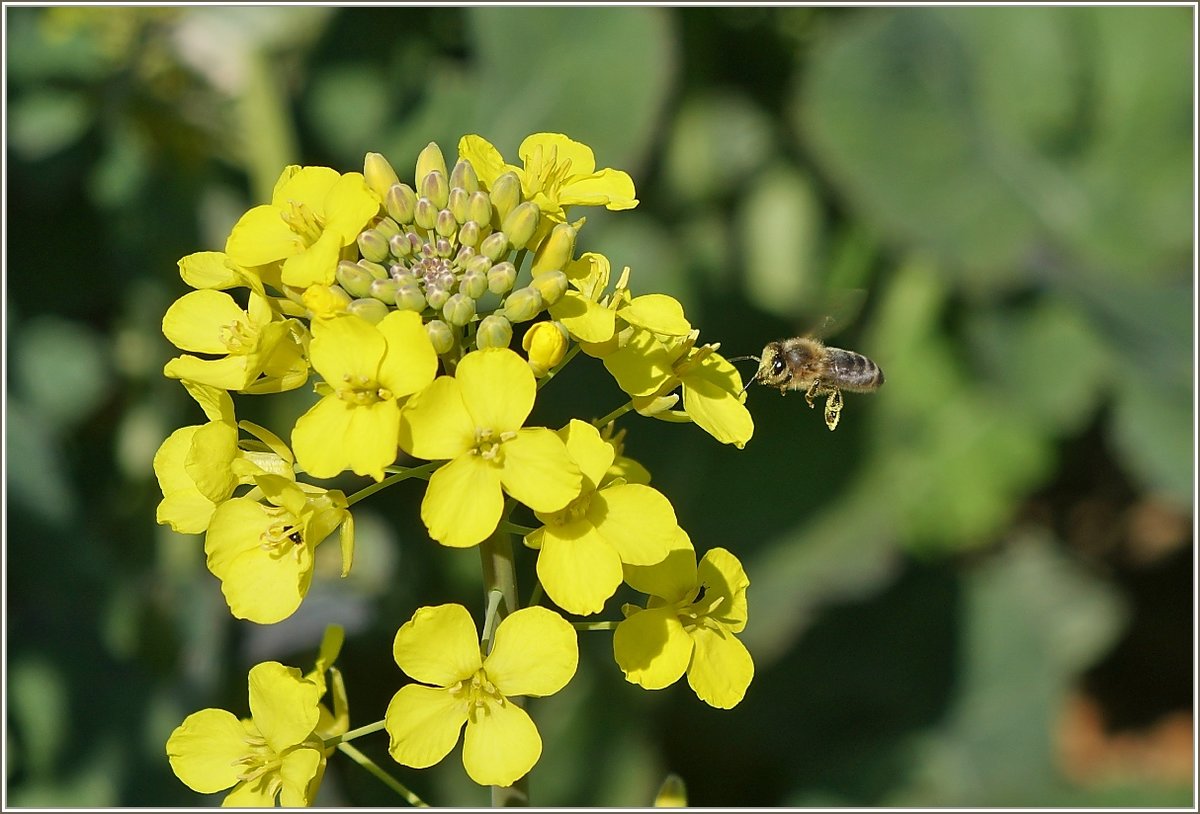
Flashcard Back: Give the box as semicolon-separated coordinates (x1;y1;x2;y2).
754;342;791;388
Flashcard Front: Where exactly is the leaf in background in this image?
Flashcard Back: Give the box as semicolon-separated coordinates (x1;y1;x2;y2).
662;91;775;207
13;316;112;432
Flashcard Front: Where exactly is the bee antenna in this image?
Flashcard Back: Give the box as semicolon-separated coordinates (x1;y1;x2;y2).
726;355;760;395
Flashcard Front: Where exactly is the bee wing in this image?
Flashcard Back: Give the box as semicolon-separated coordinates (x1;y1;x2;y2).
801;288;867;340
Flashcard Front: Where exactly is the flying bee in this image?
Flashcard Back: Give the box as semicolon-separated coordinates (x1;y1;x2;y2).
732;336;884;431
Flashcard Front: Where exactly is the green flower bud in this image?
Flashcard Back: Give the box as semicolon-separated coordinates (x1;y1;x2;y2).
448;187;470;224
467;191;493;227
434;237;454;258
374;216;401;241
391;267;417;287
385;183;417;225
414;197;438;231
442;292;476;327
425;319;455;355
490;171;522;222
531;270;568;306
501;286;544;323
480;231;509;262
389;233;414;259
435;208;458;238
420;169;450;210
346;296;391;325
522;320;570;377
487;261;517;294
394;282;426;312
357;229;391;263
415;142;448;184
369;277;399;303
426;287;451;310
532;222;577;275
356;259;389;280
336;261;376;298
501;201;540;249
460;269;487;300
458;220;481;248
450;158;480;194
476;314;513;350
455;245;477;266
466;254;493;278
364;152;401;200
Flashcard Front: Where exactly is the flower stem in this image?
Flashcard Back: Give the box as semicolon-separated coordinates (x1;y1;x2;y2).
325;719;385;746
571;620;619;632
593;400;635;429
536;341;582;391
336;741;427;807
346;460;440;507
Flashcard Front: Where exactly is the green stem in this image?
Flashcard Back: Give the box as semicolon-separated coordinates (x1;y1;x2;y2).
345;461;440;507
592;400;635;429
498;521;537;537
336;741;427;807
536;341;582;391
526;579;544;609
324;719;385;746
572;620;619;631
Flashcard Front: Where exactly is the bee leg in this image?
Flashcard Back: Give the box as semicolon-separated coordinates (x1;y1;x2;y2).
804;380;821;409
823;388;844;431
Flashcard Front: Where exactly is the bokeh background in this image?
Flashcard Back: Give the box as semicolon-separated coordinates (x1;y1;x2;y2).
5;6;1194;807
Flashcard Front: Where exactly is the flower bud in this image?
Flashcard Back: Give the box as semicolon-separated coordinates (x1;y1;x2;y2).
450;158;480;194
467;191;493;227
442;292;476;327
531;270;568;306
415;141;448;184
364;152;401;200
346;296;390;324
368;277;399;303
455;245;477;266
356;259;389;280
465;253;493;277
414;197;438;231
490;171;522;222
389;232;414;259
448;187;470;224
523;320;569;377
434;237;453;258
476;314;513;350
394;282;426;312
303;284;352;319
435;208;458;238
385;183;417;225
487;261;517;294
479;231;509;262
420;169;450;210
425;319;455;355
357;228;391;263
374;216;401;241
532;222;577;275
501;286;543;323
460;268;487;300
336;261;375;298
501;201;540;249
426;286;451;310
458;220;481;248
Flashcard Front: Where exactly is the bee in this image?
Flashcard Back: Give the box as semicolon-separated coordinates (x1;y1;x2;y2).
733;336;884;431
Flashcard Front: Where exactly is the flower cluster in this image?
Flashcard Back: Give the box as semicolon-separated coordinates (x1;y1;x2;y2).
160;133;757;803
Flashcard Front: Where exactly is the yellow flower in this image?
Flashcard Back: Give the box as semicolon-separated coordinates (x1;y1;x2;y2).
548;252;619;344
162;289;309;393
398;348;582;548
525;421;678;615
291;310;438;482
522;320;569;377
459;133;638;224
225;166;379;290
614;537;754;709
204;475;353;624
166;661;326;806
384;604;578;787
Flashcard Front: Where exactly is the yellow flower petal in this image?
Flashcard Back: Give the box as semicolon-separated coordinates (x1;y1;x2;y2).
278;747;325;807
558;167;638;210
461;700;541;788
322;171;380;244
619;294;692;336
485;606;578;697
550;292;616;344
393;604;482;686
557;419;614;489
589;484;677;566
697;547;750;632
535;523;623;616
498;428;582;513
398;377;475;461
308;313;385;384
292;396;400;481
274;165;341;207
622;528;696;602
456;348;535;431
386;684;468;769
613;606;692;690
177;251;242;290
281;227;342;288
225;204;300;267
458;134;508;187
162;290;248;354
602;329;676;397
685;625;754;709
248;662;321;753
376;310;438;397
421;453;503;547
682;355;754;449
166;708;246;794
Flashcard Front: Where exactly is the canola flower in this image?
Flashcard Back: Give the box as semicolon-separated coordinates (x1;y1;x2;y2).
159;133;759;805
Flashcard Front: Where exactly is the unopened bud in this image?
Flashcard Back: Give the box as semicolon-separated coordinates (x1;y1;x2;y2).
303;284;352;319
458;220;481;248
336;261;375;298
435;208;458;238
374;216;401;241
389;232;414;259
414;197;438;231
531;270;568;306
420;170;450;210
425;319;455;355
385;183;417;225
415;142;448;184
442;293;476;327
501;286;544;323
346;297;390;324
654;774;687;808
501;201;540;249
523;320;569;377
479;231;509;262
476;314;513;350
448;187;470;224
467;191;493;227
357;229;390;263
490;171;522;222
450;158;480;194
460;269;487;300
394;282;426;312
364;152;401;200
426;287;451;310
466;254;494;278
356;260;389;280
487;261;517;294
532;222;577;275
368;278;399;303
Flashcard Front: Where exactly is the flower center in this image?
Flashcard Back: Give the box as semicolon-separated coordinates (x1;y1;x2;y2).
542;490;593;526
218;318;257;354
472;427;516;462
336;372;391;405
234;730;285;800
279;199;325;244
450;669;507;724
260;507;306;561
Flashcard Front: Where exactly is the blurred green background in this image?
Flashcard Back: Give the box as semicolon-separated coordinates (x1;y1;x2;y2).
5;6;1194;807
